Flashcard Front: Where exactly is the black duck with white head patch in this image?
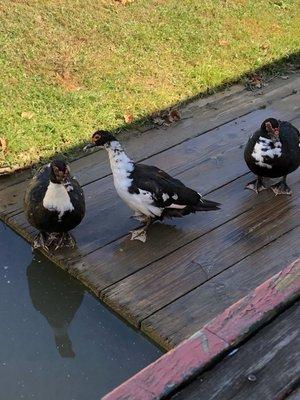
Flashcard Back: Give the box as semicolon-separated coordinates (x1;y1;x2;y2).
24;160;85;249
84;130;220;242
244;118;300;195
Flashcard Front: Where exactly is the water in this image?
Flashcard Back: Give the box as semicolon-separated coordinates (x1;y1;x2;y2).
0;222;162;400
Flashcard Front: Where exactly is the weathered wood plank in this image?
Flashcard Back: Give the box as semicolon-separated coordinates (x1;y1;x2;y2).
70;169;300;294
1;77;299;218
172;302;300;400
102;261;300;400
101;177;300;327
286;387;300;400
141;226;300;349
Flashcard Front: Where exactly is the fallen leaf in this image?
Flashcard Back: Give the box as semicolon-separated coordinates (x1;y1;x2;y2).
0;137;7;153
152;117;165;126
260;43;269;50
245;73;264;90
116;0;134;4
21;111;34;119
124;113;134;124
219;39;229;46
169;109;181;122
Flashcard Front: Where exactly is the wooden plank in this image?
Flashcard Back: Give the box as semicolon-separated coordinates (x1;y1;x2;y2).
70;169;300;294
101;177;300;327
102;261;300;400
171;303;300;400
0;168;32;191
1;77;299;218
141;226;300;349
286;387;300;400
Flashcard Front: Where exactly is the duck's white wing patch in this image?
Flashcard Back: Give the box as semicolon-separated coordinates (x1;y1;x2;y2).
162;193;169;202
251;136;282;169
167;203;186;209
43;182;74;219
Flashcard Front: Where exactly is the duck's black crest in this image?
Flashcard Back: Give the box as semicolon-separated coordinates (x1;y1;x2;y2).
92;130;116;146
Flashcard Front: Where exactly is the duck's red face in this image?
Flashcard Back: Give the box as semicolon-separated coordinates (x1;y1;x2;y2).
84;130;116;150
51;161;70;183
265;121;280;136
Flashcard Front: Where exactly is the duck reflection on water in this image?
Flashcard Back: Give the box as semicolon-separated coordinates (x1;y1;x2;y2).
26;256;84;358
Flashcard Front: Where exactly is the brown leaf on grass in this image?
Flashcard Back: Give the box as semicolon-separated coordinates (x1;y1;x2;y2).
151;109;181;127
124;113;134;124
219;39;229;46
21;111;34;119
116;0;134;4
0;137;7;153
169;109;181;122
55;72;82;92
245;73;264;90
250;74;263;87
260;43;269;50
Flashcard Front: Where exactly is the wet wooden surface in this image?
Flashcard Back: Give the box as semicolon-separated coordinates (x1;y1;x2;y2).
171;302;300;400
0;75;299;350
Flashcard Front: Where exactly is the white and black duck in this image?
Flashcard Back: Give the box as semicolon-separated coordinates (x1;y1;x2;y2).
244;118;300;195
84;130;220;242
24;160;85;249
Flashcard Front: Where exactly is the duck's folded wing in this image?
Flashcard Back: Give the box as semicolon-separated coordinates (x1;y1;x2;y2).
129;164;201;208
24;165;50;205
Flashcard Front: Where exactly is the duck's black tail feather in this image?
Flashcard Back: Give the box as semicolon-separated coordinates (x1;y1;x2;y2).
161;198;221;219
194;198;221;211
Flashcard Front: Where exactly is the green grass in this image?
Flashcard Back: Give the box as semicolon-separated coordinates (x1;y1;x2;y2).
0;0;299;170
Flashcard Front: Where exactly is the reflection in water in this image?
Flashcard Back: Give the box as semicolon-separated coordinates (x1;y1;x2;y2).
26;258;84;358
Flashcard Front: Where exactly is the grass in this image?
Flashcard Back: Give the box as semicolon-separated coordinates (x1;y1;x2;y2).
0;0;299;171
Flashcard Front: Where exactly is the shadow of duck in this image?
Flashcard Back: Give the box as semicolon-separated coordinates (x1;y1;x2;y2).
26;254;84;358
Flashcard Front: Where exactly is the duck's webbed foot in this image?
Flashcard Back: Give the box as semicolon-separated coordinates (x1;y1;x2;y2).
33;232;49;251
129;217;153;243
33;232;76;251
54;232;76;250
245;177;266;194
130;228;148;242
271;177;292;196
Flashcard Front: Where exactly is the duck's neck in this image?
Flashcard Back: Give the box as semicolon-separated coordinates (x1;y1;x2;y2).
105;140;134;179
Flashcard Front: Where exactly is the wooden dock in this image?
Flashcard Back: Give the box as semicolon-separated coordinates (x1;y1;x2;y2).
1;74;299;350
172;302;300;400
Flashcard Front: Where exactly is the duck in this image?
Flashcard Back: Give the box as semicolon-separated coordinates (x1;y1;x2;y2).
24;160;85;249
244;118;300;195
84;130;220;242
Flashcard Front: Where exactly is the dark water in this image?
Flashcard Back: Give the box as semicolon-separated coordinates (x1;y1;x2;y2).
0;222;162;400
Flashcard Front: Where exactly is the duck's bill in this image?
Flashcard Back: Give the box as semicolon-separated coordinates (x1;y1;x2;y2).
83;143;96;151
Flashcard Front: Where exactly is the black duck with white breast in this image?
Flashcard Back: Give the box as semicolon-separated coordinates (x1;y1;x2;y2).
24;160;85;249
244;118;300;195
